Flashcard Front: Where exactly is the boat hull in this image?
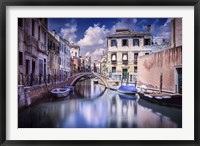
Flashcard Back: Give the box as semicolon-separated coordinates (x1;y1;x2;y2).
51;88;70;98
118;89;137;94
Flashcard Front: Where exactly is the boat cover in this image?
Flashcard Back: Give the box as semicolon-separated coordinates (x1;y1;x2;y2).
118;85;137;93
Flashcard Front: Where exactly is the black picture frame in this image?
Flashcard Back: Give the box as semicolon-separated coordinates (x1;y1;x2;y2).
0;0;199;145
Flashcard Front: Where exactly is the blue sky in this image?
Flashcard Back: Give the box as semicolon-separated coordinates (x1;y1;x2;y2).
48;18;171;60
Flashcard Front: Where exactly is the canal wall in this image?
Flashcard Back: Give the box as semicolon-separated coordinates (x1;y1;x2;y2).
18;81;68;108
137;46;182;93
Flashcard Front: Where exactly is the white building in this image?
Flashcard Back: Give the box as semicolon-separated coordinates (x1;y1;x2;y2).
57;36;71;77
69;43;80;58
107;28;153;82
80;55;91;72
49;30;71;77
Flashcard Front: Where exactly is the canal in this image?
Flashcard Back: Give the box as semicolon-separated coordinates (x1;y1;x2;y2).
18;78;182;128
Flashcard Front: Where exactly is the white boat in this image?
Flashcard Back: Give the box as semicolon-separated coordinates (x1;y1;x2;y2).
64;86;74;92
51;88;70;98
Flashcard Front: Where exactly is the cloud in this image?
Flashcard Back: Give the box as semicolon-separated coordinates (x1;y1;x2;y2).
84;48;106;62
80;18;171;59
77;24;110;59
60;19;77;43
111;18;138;33
78;24;109;47
153;18;171;44
110;18;171;44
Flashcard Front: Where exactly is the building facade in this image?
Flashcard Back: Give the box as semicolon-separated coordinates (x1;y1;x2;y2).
18;18;48;80
69;43;80;58
80;56;92;72
137;18;182;93
56;35;71;77
69;43;81;74
47;31;60;75
107;28;153;82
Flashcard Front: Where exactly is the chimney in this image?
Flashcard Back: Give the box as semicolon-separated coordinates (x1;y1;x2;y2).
52;30;56;36
147;25;151;32
171;18;176;48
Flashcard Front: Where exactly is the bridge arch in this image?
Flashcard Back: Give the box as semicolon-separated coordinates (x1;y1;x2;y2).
69;72;109;88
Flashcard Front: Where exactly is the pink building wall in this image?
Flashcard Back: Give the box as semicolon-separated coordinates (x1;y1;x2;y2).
137;46;182;92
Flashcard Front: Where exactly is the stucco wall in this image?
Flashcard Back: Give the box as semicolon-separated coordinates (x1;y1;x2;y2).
137;46;182;92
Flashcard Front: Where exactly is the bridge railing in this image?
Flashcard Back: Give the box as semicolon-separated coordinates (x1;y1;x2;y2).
18;72;69;86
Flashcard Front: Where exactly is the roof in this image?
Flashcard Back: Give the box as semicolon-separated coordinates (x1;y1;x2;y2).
68;43;80;49
107;29;152;38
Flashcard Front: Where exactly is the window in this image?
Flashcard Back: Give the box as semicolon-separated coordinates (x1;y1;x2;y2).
44;59;46;76
122;39;128;46
111;40;117;47
64;45;66;53
19;51;23;65
112;67;116;73
122;53;128;61
52;43;55;49
38;26;40;40
144;39;150;46
32;19;35;36
59;57;61;65
39;59;43;76
18;18;23;28
111;54;117;61
134;66;138;73
145;53;149;55
133;39;139;46
134;53;138;60
75;52;77;57
44;33;46;45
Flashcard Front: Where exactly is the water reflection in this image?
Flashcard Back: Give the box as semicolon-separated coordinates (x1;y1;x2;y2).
18;79;182;128
74;79;106;99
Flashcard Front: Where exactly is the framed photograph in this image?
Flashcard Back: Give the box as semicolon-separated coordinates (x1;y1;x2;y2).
1;0;199;145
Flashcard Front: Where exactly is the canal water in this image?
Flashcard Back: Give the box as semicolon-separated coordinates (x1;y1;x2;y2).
18;78;182;128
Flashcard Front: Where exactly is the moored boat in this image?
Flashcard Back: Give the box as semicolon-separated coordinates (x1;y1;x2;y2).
118;85;137;94
138;92;182;108
51;88;70;98
118;93;138;100
64;86;74;92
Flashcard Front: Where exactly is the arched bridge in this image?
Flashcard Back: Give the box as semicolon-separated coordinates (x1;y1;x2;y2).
67;72;110;88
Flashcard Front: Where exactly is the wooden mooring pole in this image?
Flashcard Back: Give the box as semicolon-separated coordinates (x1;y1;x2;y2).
159;69;163;93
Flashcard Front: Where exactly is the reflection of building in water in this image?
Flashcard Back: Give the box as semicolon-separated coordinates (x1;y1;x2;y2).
137;99;178;128
19;79;181;128
74;79;106;99
109;94;138;128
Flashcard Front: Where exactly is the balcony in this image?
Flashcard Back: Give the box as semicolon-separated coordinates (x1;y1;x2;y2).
134;59;138;64
25;46;38;58
111;60;117;65
122;60;128;65
37;41;47;54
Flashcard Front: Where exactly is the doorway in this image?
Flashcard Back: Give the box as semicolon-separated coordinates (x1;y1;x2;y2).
32;61;35;74
122;68;128;79
175;67;182;94
26;59;30;75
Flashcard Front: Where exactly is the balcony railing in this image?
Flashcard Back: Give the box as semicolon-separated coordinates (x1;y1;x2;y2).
134;59;138;64
111;60;117;64
122;60;128;65
37;41;47;54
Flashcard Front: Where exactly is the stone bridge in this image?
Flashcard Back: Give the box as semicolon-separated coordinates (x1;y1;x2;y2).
67;72;110;88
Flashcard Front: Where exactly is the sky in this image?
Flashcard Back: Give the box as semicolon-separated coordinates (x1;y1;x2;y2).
48;18;171;61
